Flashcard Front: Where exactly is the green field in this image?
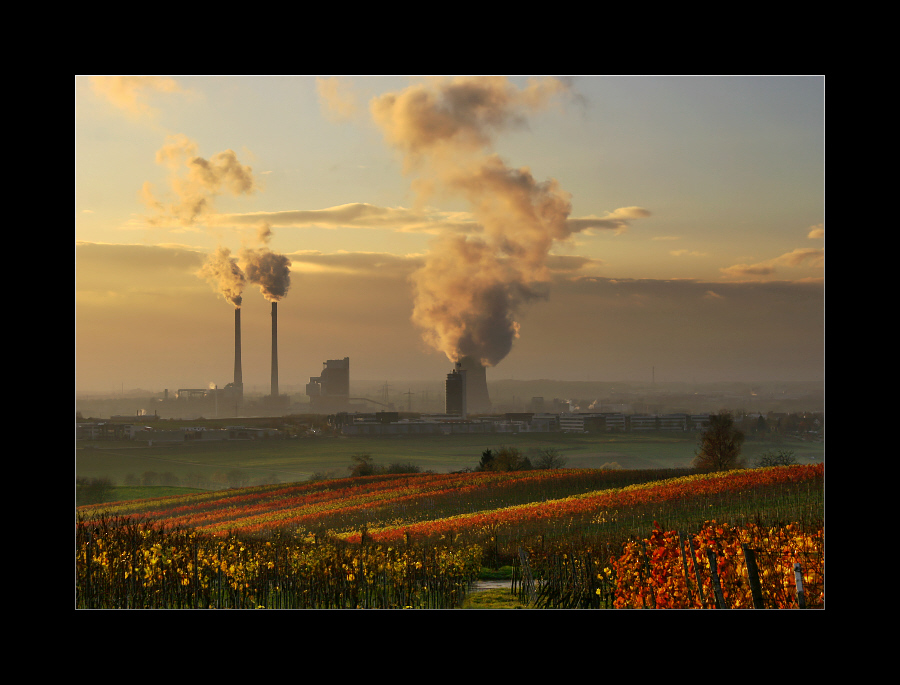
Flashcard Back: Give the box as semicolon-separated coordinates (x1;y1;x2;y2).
76;431;823;495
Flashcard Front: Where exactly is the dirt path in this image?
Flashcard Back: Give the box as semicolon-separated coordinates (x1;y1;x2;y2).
469;580;512;592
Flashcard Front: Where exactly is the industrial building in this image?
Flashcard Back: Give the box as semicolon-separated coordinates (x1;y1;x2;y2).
307;357;351;412
445;363;467;416
459;356;492;414
445;356;492;417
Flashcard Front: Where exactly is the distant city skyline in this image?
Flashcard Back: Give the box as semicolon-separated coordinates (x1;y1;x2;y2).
76;76;824;393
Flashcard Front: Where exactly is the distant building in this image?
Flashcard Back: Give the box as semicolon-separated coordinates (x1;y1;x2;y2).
307;357;351;412
458;356;492;414
446;363;467;416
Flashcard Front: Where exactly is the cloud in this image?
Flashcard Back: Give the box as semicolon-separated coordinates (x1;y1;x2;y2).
142;134;258;226
545;254;605;273
76;241;206;298
288;250;423;276
316;77;361;122
510;274;824;382
565;207;651;235
89;75;188;120
213;202;630;241
670;249;707;257
772;247;825;268
213;203;475;235
720;247;824;279
808;223;824;239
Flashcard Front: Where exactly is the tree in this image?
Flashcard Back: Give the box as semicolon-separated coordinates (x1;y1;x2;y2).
534;447;567;470
76;477;114;505
754;449;797;468
348;454;376;477
693;413;745;472
480;446;531;472
476;449;495;472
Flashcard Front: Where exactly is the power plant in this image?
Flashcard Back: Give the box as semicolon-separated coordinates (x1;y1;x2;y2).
156;304;499;419
444;356;492;417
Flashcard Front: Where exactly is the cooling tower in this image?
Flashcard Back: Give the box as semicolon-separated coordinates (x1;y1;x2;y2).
233;307;243;402
459;356;491;414
271;301;279;397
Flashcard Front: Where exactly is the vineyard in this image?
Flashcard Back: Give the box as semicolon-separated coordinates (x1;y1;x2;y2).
76;463;824;609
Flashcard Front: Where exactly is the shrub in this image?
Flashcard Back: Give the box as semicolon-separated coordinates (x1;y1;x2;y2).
754;449;797;468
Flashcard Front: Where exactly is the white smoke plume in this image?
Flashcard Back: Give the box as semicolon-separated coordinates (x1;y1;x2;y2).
198;246;245;308
370;76;579;367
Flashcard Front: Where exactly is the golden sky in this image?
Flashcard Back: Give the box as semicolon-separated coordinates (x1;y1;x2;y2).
75;75;824;393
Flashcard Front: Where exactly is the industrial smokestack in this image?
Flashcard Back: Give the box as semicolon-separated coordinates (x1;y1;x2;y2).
271;301;279;397
234;307;243;402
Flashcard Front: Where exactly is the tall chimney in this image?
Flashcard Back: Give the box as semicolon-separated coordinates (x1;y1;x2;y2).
233;307;243;402
271;301;279;397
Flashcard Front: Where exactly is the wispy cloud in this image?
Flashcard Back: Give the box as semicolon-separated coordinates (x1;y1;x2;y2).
213;202;648;240
142;134;258;227
670;249;708;257
720;247;824;279
807;223;825;239
316;77;361;122
565;207;651;235
213;203;475;235
89;75;190;120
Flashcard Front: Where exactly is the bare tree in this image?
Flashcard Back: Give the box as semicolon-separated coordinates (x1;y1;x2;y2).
754;449;797;468
534;447;567;470
693;413;745;472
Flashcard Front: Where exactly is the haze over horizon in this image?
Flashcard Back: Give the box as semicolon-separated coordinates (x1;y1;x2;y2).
76;76;824;395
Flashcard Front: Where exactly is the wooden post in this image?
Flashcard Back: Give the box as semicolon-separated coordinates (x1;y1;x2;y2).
741;544;766;609
679;532;695;608
706;550;728;609
793;563;806;609
640;540;656;609
517;546;536;606
685;534;708;608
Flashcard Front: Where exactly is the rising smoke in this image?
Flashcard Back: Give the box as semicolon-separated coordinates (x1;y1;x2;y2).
198;246;245;308
240;220;292;303
193;189;291;307
143;134;257;226
241;247;292;302
370;76;580;368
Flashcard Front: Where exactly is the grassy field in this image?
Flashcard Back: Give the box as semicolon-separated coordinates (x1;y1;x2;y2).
76;430;823;495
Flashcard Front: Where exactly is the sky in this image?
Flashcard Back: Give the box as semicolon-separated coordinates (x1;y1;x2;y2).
75;75;825;395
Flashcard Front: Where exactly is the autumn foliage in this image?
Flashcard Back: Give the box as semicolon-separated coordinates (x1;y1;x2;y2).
77;464;823;609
